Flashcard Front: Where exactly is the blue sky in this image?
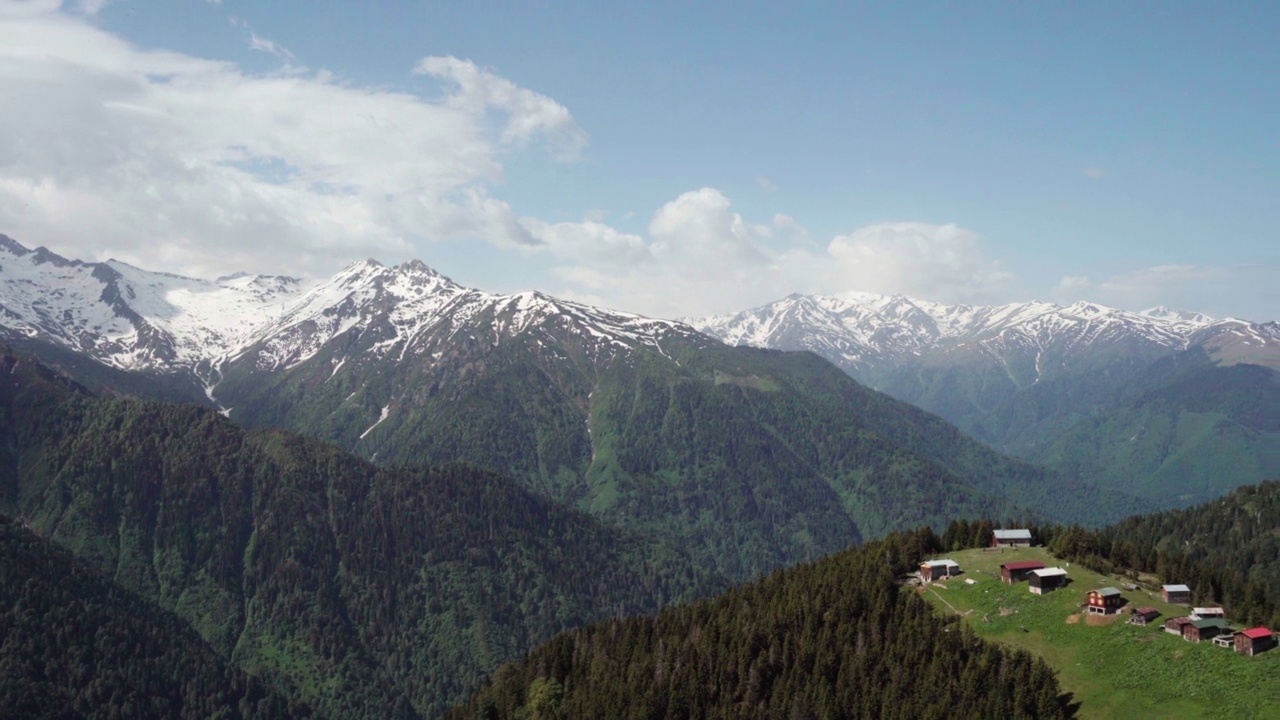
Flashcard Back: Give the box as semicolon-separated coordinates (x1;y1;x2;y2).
0;1;1275;319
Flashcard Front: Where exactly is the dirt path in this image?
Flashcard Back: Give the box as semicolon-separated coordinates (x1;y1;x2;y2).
930;587;962;616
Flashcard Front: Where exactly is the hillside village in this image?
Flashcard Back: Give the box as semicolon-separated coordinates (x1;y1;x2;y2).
913;530;1277;718
917;529;1276;657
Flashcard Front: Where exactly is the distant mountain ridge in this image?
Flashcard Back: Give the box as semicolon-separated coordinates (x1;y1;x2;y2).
691;292;1280;508
690;291;1277;380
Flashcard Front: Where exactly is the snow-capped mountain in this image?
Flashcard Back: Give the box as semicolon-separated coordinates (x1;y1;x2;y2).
0;234;308;370
0;234;703;407
691;292;1277;385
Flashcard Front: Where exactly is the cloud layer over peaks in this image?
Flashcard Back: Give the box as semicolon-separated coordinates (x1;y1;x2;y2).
521;188;1011;318
0;2;584;277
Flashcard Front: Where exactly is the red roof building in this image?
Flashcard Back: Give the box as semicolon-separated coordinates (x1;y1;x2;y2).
1235;627;1277;656
1000;560;1045;584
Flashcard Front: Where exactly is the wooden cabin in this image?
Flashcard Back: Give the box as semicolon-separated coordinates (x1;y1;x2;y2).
1183;618;1230;643
1086;587;1125;615
1028;567;1068;595
1164;617;1193;636
920;559;960;583
1191;607;1225;620
1161;584;1192;605
1235;627;1277;656
992;529;1032;548
1000;560;1045;584
1129;607;1160;625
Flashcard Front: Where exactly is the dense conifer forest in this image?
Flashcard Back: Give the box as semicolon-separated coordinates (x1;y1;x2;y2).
0;347;722;717
0;516;308;720
448;529;1074;719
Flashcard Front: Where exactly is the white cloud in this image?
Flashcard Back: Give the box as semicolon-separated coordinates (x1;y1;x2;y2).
248;32;295;62
518;189;1013;318
413;56;586;159
0;3;582;277
826;222;1013;304
75;0;108;15
755;174;777;192
1082;166;1105;179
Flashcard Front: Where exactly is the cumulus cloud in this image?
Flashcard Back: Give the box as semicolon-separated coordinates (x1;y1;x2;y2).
517;189;811;317
826;222;1013;304
0;2;582;277
517;188;1014;318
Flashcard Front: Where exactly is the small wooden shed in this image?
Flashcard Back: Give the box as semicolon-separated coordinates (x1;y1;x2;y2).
1129;607;1160;625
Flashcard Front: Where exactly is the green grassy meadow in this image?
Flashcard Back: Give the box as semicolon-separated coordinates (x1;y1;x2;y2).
917;546;1279;719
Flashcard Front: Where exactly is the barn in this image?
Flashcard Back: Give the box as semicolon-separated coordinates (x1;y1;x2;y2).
1000;560;1045;584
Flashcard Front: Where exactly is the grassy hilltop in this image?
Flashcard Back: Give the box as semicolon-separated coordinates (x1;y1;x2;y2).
918;546;1279;719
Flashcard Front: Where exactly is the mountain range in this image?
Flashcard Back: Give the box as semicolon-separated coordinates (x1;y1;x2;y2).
3;233;1115;582
692;292;1280;508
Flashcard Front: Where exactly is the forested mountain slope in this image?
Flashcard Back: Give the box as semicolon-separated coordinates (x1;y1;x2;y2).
1024;356;1280;507
0;516;309;720
0;346;721;718
449;530;1075;720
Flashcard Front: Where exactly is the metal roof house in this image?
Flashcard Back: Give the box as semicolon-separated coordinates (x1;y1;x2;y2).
920;559;961;583
1028;567;1068;595
1161;584;1192;604
992;529;1033;548
1184;618;1230;643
